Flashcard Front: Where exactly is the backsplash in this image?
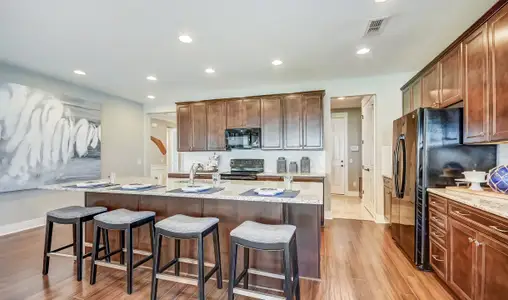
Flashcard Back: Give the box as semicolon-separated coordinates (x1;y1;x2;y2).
498;144;508;165
179;150;325;173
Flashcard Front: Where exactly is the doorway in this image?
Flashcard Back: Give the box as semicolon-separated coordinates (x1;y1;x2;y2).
146;112;179;179
329;94;375;221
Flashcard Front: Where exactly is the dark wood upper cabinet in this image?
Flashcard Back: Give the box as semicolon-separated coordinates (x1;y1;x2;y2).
402;87;412;114
422;64;441;108
283;95;303;149
244;98;261;127
207;101;226;151
302;94;323;149
261;97;284;149
177;104;192;151
489;4;508;142
475;233;508;300
226;98;244;129
464;24;490;143
411;79;422;110
440;44;464;107
449;218;476;300
190;102;207;151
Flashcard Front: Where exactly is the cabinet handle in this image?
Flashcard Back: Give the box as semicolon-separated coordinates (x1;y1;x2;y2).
431;201;437;205
474;240;483;247
454;210;470;217
489;225;508;233
432;232;444;238
468;237;475;243
431;254;444;262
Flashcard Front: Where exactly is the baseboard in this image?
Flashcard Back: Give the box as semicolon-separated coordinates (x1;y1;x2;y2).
0;217;46;237
345;190;359;197
324;210;333;220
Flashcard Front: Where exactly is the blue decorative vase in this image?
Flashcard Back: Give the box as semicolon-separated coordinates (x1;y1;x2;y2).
487;165;508;194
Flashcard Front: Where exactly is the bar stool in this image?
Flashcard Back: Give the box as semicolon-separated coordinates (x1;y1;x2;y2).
90;208;156;294
151;214;223;300
228;221;300;300
42;205;110;281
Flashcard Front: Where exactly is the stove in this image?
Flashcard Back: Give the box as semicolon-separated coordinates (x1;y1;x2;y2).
220;159;264;181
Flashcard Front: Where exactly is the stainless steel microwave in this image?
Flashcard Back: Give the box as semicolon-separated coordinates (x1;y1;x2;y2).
225;128;261;150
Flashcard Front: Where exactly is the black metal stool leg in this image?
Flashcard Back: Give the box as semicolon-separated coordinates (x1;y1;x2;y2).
102;228;111;263
119;230;125;265
292;238;300;300
72;223;77;256
197;234;206;300
126;227;134;294
174;239;180;276
243;247;250;289
75;221;83;281
151;231;162;300
228;241;238;300
90;224;101;284
283;244;293;300
42;219;53;275
213;226;223;289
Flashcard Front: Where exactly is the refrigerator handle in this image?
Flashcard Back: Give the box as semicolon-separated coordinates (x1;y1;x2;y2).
399;135;407;198
393;138;400;196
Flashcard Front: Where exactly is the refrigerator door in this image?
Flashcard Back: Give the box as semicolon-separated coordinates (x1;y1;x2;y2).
399;110;418;263
391;116;404;244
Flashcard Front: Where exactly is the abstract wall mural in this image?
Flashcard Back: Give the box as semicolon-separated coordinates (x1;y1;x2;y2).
0;83;101;193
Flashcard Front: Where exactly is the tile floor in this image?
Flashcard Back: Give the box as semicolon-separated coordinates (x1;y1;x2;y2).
331;194;375;221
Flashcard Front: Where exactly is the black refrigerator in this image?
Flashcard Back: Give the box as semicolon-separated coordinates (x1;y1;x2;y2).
391;108;497;270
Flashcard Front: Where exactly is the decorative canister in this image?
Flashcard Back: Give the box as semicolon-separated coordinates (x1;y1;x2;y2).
301;157;310;173
487;165;508;193
277;157;287;173
289;161;298;173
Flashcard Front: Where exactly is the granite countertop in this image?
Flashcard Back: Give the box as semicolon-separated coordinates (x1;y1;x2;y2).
168;171;326;178
427;188;508;219
40;177;323;205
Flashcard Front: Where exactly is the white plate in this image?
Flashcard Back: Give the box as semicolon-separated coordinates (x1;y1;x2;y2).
76;181;109;187
254;188;284;196
121;183;153;190
181;185;212;193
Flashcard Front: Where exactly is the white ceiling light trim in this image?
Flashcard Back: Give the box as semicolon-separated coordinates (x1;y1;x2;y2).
147;95;156;99
179;35;193;43
356;47;371;55
272;59;283;66
205;68;215;74
146;75;157;81
73;70;86;75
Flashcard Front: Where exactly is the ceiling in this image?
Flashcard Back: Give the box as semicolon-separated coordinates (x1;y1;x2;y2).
0;0;497;104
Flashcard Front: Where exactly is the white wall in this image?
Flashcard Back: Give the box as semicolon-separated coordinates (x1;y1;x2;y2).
145;72;415;220
0;63;145;235
180;150;325;174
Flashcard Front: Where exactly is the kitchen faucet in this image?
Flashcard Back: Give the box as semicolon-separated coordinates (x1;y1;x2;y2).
189;162;204;185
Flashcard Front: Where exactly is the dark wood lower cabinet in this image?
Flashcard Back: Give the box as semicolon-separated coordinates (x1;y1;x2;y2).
475;233;508;300
449;218;476;300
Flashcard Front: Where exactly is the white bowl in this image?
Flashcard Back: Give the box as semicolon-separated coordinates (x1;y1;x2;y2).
182;185;212;193
462;171;487;182
121;183;153;190
254;188;284;196
76;181;109;187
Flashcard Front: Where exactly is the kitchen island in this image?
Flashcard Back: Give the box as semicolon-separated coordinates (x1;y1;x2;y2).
40;177;322;288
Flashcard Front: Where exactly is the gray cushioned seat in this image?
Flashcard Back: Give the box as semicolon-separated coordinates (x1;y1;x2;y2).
94;208;155;225
231;221;296;244
47;206;107;219
155;214;219;234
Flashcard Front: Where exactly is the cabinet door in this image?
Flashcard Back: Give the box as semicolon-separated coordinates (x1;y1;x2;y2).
440;44;464;106
177;104;192;151
303;94;323;149
191;102;207;151
464;24;490;143
244;98;261;127
489;5;508;141
261;97;283;149
422;64;441;108
449;218;477;300
283;94;303;149
475;233;508;300
207;101;226;151
402;87;411;114
411;79;422;109
226;98;244;129
383;185;391;222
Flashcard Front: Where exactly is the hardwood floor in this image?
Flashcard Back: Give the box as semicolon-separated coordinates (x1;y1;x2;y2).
0;220;454;299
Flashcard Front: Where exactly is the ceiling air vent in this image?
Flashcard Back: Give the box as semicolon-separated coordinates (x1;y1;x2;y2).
364;17;389;37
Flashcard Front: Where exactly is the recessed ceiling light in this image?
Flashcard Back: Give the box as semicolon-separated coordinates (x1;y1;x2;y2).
146;75;157;81
147;95;156;100
338;97;346;100
272;59;283;66
179;35;192;43
356;48;371;55
73;70;86;75
375;0;387;2
205;68;215;74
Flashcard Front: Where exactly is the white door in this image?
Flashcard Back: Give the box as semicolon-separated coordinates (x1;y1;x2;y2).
362;96;375;215
331;114;347;194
